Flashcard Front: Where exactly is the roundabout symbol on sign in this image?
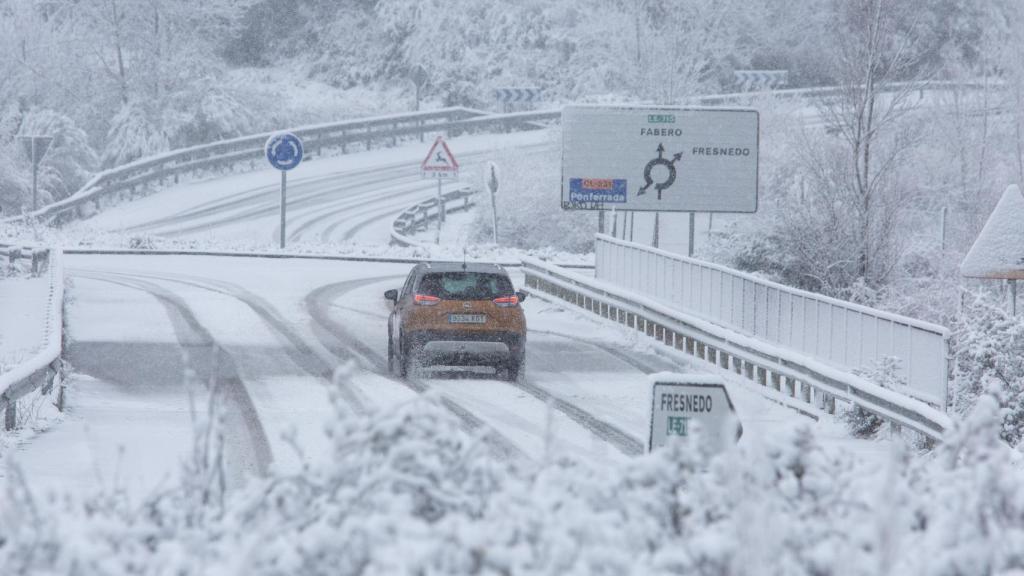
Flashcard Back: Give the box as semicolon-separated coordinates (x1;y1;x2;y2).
265;132;303;171
639;143;682;200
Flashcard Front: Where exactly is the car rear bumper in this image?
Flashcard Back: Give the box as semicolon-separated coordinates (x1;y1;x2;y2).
407;330;524;366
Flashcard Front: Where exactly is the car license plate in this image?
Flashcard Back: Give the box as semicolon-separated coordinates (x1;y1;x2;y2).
448;313;486;324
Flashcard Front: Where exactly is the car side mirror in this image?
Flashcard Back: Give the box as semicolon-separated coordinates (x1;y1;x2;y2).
384;289;398;303
516;290;527;303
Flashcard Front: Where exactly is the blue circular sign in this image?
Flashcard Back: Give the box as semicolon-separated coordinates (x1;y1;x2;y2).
265;132;303;171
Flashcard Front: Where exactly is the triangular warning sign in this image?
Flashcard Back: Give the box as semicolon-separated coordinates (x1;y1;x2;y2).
961;184;1024;279
421;136;459;173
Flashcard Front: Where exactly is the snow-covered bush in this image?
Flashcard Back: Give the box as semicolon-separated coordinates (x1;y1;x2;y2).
3;364;1024;575
18;108;98;202
101;102;170;168
842;357;905;438
951;291;1024;446
468;132;595;253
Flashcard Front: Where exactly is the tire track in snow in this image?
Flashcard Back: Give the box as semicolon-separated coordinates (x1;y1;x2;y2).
70;271;273;482
87;269;370;415
306;277;646;457
305;276;527;461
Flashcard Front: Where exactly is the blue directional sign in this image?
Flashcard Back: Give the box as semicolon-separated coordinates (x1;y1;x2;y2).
265;132;303;171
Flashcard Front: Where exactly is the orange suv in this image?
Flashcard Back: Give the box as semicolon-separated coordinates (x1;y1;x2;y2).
385;262;527;380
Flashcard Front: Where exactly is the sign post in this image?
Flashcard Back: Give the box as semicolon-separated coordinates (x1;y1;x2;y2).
648;374;742;453
561;106;759;256
486;162;499;244
19;135;53;212
265;132;304;249
410;65;429;142
421;136;459;244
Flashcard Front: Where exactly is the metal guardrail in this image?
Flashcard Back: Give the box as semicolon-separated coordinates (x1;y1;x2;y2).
0;244;64;430
7;107;558;225
594;235;950;407
522;257;952;441
390;187;477;247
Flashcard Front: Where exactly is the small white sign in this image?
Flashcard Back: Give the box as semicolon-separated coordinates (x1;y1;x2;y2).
648;374;742;453
422;136;459;179
562;105;759;212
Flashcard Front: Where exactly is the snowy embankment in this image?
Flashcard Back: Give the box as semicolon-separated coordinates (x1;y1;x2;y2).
0;249;62;387
1;374;1019;575
0;246;64;462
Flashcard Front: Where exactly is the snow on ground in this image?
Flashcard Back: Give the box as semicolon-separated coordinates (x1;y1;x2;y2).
5;254;893;501
0;275;50;374
67;130;555;245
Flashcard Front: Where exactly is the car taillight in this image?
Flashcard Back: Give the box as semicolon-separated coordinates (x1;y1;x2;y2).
493;295;519;308
414;294;441;306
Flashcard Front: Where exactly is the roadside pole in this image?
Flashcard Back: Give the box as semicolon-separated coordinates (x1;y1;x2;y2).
280;171;287;248
18;135;53;212
487;162;499;244
265;132;304;249
421;136;460;244
688;212;696;257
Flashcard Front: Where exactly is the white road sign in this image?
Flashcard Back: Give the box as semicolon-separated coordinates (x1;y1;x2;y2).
561;105;759;212
648;374;742;453
422;136;459;179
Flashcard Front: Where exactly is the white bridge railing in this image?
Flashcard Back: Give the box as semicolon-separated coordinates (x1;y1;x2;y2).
522;255;951;441
594;235;950;407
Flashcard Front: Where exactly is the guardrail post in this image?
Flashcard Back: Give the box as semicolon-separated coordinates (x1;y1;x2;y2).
341;130;347;154
390;122;397;147
3;399;14;431
771;372;781;392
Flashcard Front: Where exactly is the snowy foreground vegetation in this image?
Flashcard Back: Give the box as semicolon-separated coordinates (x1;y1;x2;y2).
2;368;1022;575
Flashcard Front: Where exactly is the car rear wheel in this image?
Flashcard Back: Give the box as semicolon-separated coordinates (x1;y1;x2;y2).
387;331;397;375
400;338;418;378
503;357;524;382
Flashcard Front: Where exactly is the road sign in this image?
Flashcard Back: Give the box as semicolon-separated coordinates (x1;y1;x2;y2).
19;135;52;163
421;136;459;179
265;132;303;171
648;374;742;453
265;133;304;249
561;105;759;212
733;70;789;92
494;87;542;103
18;135;54;212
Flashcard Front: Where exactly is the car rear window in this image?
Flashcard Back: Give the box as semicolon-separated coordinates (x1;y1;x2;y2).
417;272;514;300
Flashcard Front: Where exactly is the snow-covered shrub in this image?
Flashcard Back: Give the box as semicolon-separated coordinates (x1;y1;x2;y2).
468;132;595;253
101;102;170;168
169;88;254;148
843;357;905;438
18;108;98;201
951;291;1024;446
3;366;1024;575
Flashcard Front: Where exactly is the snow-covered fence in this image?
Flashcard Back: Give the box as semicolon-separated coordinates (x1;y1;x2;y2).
10;107;558;225
521;256;952;441
0;245;64;431
593;235;951;408
391;187;477;247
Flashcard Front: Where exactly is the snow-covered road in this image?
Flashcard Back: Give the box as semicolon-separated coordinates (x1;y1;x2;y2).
72;131;555;245
11;254;858;497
